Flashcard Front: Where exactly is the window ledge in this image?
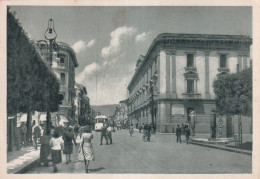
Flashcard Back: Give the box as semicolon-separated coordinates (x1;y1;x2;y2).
218;68;229;73
182;93;201;99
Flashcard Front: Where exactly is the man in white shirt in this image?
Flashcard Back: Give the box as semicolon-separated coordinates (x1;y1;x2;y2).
107;125;112;144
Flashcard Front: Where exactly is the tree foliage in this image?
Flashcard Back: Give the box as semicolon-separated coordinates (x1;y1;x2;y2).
213;68;252;116
7;8;60;115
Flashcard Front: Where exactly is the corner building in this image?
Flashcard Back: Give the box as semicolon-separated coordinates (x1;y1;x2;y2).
38;42;78;125
127;33;252;133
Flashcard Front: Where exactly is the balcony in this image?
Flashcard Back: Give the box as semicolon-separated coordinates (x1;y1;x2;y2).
185;67;197;72
182;93;201;99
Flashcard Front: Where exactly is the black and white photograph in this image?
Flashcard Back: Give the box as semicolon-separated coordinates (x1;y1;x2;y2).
1;0;260;177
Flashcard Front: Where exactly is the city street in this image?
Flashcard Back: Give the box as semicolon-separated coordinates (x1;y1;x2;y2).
26;129;251;174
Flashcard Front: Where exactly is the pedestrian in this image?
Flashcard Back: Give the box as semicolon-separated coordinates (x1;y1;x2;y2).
185;125;191;144
139;124;142;133
20;122;27;147
49;128;64;173
100;122;108;145
63;127;77;164
74;124;79;139
129;124;134;136
106;124;113;144
40;129;51;167
176;124;182;143
142;123;145;133
15;126;21;150
32;121;42;149
142;123;148;142
181;123;185;136
79;126;95;173
147;123;152;141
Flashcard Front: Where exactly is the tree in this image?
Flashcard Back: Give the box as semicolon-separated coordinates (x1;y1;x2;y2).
213;68;252;143
7;8;60;140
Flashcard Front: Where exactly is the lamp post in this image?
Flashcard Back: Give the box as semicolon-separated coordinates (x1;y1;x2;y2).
37;19;59;135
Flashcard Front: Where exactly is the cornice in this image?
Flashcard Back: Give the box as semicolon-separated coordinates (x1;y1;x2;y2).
127;33;252;90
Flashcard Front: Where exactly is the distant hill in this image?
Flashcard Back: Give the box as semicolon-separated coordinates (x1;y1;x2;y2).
91;104;118;116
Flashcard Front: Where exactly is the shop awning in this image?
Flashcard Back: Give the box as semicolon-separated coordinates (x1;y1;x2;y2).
39;114;47;121
59;115;69;126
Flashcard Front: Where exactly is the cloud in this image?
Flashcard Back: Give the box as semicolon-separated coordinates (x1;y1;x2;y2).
101;26;137;58
72;39;95;53
72;40;86;53
135;32;151;42
76;62;99;83
87;39;96;48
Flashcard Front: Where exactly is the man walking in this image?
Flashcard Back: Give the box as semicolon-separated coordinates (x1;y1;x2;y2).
176;124;182;143
20;122;27;147
185;125;191;144
32;121;42;149
100;122;108;145
107;124;112;144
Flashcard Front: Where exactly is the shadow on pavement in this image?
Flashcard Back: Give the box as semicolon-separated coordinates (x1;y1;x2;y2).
89;167;105;172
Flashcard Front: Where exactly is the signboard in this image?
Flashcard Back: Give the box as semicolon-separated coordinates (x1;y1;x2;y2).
171;104;185;116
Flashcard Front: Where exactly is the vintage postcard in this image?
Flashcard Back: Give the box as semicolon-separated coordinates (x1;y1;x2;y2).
0;0;259;178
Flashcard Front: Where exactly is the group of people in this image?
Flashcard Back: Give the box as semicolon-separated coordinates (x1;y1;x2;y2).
100;122;113;145
176;123;191;144
15;121;43;150
39;124;95;173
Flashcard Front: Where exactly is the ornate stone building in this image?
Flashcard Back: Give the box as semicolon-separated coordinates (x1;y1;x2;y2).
127;33;252;133
38;42;78;125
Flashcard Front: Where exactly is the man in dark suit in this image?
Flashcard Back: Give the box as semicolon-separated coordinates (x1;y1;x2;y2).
100;122;108;145
176;124;182;143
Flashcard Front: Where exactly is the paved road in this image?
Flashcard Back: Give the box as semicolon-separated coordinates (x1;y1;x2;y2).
26;129;252;174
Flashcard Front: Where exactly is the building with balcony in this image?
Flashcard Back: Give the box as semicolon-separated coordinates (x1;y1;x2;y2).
127;33;252;133
38;41;78;125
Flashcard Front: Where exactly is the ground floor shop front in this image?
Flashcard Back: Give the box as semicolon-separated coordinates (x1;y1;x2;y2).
128;99;252;136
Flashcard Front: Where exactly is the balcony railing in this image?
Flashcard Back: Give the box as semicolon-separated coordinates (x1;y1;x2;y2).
182;93;201;99
185;67;197;72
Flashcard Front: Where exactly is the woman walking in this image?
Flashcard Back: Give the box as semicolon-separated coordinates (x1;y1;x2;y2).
50;128;64;173
79;126;95;173
63;127;77;164
39;130;51;167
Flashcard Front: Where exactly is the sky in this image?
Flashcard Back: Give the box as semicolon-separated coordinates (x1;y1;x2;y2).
10;6;252;105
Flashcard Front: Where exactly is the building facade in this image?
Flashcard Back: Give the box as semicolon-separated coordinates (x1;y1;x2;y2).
127;33;252;133
74;83;91;125
38;42;78;125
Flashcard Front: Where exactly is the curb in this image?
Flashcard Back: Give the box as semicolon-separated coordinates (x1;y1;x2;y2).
189;141;252;156
14;158;40;174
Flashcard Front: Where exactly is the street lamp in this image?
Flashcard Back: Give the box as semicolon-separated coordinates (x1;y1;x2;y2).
37;19;59;135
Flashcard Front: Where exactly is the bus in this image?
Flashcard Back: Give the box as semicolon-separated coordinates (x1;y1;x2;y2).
95;115;108;131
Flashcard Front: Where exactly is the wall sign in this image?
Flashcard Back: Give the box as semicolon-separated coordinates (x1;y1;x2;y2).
171;104;185;116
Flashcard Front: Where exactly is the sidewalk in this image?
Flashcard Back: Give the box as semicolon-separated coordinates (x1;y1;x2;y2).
7;145;40;174
134;128;252;155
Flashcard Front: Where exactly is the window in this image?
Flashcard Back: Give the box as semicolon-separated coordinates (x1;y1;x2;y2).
61;73;65;84
187;54;194;67
187;80;194;93
220;54;227;68
58;54;65;64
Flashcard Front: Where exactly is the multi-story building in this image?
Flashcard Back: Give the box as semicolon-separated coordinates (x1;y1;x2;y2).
127;33;252;133
74;83;90;125
38;41;78;125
